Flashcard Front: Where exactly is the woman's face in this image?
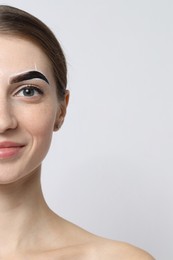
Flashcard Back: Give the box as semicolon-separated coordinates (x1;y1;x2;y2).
0;35;68;184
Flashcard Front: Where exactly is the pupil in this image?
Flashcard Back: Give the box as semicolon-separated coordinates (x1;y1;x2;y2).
24;88;34;96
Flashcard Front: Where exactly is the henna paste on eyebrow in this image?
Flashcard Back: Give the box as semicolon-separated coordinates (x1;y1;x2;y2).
10;70;49;84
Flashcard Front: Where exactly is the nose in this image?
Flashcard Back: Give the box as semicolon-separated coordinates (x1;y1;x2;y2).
0;99;17;133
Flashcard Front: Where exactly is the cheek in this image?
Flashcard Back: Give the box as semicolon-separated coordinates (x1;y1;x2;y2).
19;104;57;148
19;105;58;171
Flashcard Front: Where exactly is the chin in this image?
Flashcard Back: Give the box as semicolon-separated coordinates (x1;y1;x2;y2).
0;165;41;185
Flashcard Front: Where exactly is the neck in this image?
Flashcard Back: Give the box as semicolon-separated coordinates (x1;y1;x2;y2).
0;166;50;255
0;166;42;208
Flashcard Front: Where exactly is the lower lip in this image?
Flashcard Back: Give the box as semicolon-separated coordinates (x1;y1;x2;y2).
0;146;24;159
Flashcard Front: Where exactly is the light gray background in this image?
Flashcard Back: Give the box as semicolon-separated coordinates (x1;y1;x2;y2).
1;1;172;259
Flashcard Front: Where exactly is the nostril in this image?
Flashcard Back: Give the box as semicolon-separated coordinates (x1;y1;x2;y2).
0;109;17;133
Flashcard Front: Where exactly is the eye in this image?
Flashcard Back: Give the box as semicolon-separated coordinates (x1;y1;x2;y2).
15;85;44;97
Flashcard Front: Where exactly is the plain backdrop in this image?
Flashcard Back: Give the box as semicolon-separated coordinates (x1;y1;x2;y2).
0;1;172;259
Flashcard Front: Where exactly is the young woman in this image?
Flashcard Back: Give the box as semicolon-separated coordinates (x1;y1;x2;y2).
0;5;154;259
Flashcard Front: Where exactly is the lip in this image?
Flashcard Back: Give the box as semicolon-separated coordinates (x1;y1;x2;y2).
0;141;25;159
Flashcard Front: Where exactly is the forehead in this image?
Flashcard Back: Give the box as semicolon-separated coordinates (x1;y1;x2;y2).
0;35;54;83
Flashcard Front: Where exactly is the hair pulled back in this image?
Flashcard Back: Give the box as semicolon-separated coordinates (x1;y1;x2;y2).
0;5;67;100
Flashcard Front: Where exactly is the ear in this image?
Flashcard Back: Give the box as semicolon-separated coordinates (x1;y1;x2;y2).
54;90;70;132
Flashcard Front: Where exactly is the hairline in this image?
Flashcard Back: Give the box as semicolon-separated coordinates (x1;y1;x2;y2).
0;31;61;100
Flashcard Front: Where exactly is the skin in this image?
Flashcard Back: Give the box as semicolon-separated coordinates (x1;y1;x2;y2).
0;35;155;259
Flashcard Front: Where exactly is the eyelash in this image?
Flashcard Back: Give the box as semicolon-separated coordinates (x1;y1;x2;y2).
14;85;44;97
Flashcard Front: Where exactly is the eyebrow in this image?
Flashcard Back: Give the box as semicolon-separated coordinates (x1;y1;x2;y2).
10;70;49;84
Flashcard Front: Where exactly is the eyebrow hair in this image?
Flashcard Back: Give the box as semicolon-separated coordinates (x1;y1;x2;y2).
10;70;49;84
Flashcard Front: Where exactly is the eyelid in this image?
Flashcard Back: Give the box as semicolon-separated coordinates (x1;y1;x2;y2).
13;84;44;96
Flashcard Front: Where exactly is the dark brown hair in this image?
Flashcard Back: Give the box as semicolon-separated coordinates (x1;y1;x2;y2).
0;5;67;100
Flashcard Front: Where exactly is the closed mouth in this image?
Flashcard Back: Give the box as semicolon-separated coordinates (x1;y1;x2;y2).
0;142;25;159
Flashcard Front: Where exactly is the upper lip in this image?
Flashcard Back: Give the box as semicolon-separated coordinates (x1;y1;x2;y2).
0;141;25;148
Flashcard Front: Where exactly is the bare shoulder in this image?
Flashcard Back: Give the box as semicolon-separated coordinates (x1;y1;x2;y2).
35;238;155;260
90;237;155;260
51;237;155;260
60;219;155;259
34;216;155;260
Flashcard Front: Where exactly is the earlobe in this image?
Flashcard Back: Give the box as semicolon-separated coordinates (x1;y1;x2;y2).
53;123;60;132
53;111;64;132
53;119;63;131
53;90;70;132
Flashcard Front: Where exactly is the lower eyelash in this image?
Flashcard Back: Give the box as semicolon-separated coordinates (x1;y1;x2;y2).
15;85;44;96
